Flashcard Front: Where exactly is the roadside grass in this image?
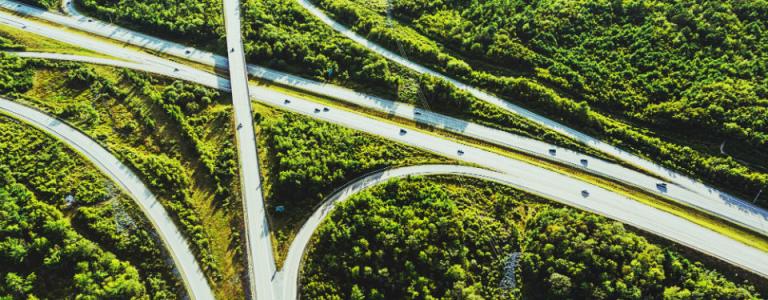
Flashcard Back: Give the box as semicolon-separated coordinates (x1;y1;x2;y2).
0;22;111;57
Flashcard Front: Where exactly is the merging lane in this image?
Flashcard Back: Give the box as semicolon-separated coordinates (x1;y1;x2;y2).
5;0;765;230
0;98;215;300
221;0;276;298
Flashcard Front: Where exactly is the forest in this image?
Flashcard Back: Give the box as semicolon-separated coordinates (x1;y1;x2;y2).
254;104;450;263
306;0;768;204
0;171;145;298
301;176;763;299
0;117;179;298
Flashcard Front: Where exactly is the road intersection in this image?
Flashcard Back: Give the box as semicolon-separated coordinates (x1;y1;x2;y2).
2;0;768;298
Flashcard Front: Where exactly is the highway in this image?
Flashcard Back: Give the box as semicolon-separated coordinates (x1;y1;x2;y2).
1;1;768;294
7;40;768;237
2;1;766;237
6;49;768;283
221;0;276;298
277;164;768;299
292;0;765;207
43;0;768;215
0;98;215;300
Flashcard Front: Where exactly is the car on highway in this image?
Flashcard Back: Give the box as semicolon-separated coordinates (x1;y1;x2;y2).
581;189;590;197
400;129;407;135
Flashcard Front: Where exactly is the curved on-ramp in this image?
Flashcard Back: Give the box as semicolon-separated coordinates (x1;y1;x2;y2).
277;164;768;300
0;98;215;300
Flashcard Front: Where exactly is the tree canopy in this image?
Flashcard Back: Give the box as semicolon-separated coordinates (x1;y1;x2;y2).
301;177;763;299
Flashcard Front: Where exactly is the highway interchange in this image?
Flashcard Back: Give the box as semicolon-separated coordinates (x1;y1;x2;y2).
4;0;767;237
1;0;767;299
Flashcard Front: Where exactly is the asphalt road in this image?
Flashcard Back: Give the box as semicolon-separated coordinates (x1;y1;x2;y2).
2;1;768;293
3;1;767;238
0;98;215;300
221;0;276;298
277;164;768;299
8;49;768;284
9;46;768;240
292;0;766;208
7;0;764;225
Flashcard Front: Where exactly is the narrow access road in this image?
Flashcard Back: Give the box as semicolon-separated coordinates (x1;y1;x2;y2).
278;164;768;299
0;98;215;300
7;0;763;226
221;0;276;298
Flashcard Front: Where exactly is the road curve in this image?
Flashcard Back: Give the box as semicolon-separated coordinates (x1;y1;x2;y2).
221;0;276;298
8;47;768;240
0;98;215;300
277;164;768;300
47;0;767;215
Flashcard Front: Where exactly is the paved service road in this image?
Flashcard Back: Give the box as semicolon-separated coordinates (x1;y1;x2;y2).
0;98;215;300
8;51;768;284
221;0;276;298
277;164;768;299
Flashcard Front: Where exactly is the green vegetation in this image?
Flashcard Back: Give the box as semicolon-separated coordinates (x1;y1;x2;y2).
0;24;108;57
253;103;452;265
73;0;768;203
0;45;243;298
0;116;179;298
74;0;608;159
301;176;763;299
306;0;768;204
17;0;58;9
0;171;145;299
522;208;759;299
